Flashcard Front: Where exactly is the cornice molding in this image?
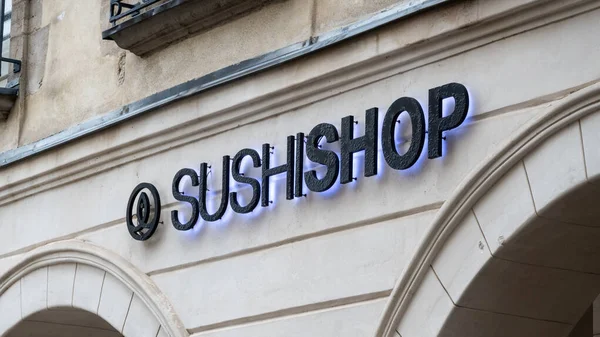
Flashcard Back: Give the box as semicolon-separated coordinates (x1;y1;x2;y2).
1;0;449;168
0;0;596;208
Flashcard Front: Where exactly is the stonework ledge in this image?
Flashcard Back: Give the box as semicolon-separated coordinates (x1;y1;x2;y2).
0;87;18;121
102;0;275;56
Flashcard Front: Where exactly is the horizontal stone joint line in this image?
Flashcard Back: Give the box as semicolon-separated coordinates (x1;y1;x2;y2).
148;202;442;276
0;217;125;261
450;301;574;327
492;253;600;277
186;290;391;334
22;319;122;332
535;211;600;230
0;202;441;274
469;78;600;124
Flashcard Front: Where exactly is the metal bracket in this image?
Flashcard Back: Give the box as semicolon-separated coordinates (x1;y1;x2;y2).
0;57;21;73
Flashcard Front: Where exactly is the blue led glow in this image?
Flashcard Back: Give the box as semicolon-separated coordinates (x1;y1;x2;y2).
171;86;474;235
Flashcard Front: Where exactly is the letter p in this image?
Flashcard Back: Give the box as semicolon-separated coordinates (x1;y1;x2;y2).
427;83;469;158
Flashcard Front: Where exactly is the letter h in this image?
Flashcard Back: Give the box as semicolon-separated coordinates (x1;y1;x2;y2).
340;108;378;184
261;135;295;206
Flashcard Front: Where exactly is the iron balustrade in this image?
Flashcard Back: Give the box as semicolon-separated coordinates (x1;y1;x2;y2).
109;0;166;25
0;0;20;77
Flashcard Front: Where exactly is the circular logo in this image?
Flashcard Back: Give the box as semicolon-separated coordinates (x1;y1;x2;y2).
126;183;161;241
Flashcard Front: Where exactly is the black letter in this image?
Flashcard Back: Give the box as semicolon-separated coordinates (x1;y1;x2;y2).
340;108;378;184
295;132;305;198
199;156;230;221
304;123;339;192
382;97;426;170
428;83;469;158
171;168;199;231
230;149;261;214
261;136;294;207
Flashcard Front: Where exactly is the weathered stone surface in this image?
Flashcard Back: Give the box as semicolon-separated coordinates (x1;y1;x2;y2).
103;0;277;56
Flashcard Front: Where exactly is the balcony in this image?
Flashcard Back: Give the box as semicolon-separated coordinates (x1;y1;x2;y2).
102;0;274;56
0;0;21;120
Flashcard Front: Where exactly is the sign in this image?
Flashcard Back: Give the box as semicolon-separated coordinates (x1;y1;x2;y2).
126;82;470;240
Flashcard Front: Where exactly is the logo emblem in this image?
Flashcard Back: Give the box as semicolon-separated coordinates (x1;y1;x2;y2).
126;183;161;241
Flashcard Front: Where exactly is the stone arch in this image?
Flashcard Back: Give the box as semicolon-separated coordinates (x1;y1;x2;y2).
375;82;600;337
0;240;188;337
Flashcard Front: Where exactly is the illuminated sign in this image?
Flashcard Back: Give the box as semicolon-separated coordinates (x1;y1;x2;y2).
126;82;469;240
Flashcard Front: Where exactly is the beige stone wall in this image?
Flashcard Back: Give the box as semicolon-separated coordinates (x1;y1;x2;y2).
0;0;597;336
0;0;424;151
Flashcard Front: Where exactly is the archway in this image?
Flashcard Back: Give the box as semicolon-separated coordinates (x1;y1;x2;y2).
7;308;123;337
0;240;188;337
376;82;600;337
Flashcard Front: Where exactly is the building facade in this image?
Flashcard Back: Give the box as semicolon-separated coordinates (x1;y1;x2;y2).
0;0;599;336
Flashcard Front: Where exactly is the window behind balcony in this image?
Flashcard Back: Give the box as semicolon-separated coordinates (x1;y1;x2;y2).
0;0;11;87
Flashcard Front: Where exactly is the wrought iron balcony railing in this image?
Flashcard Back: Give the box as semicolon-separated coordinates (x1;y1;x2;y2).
109;0;168;26
104;0;274;55
0;0;20;78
